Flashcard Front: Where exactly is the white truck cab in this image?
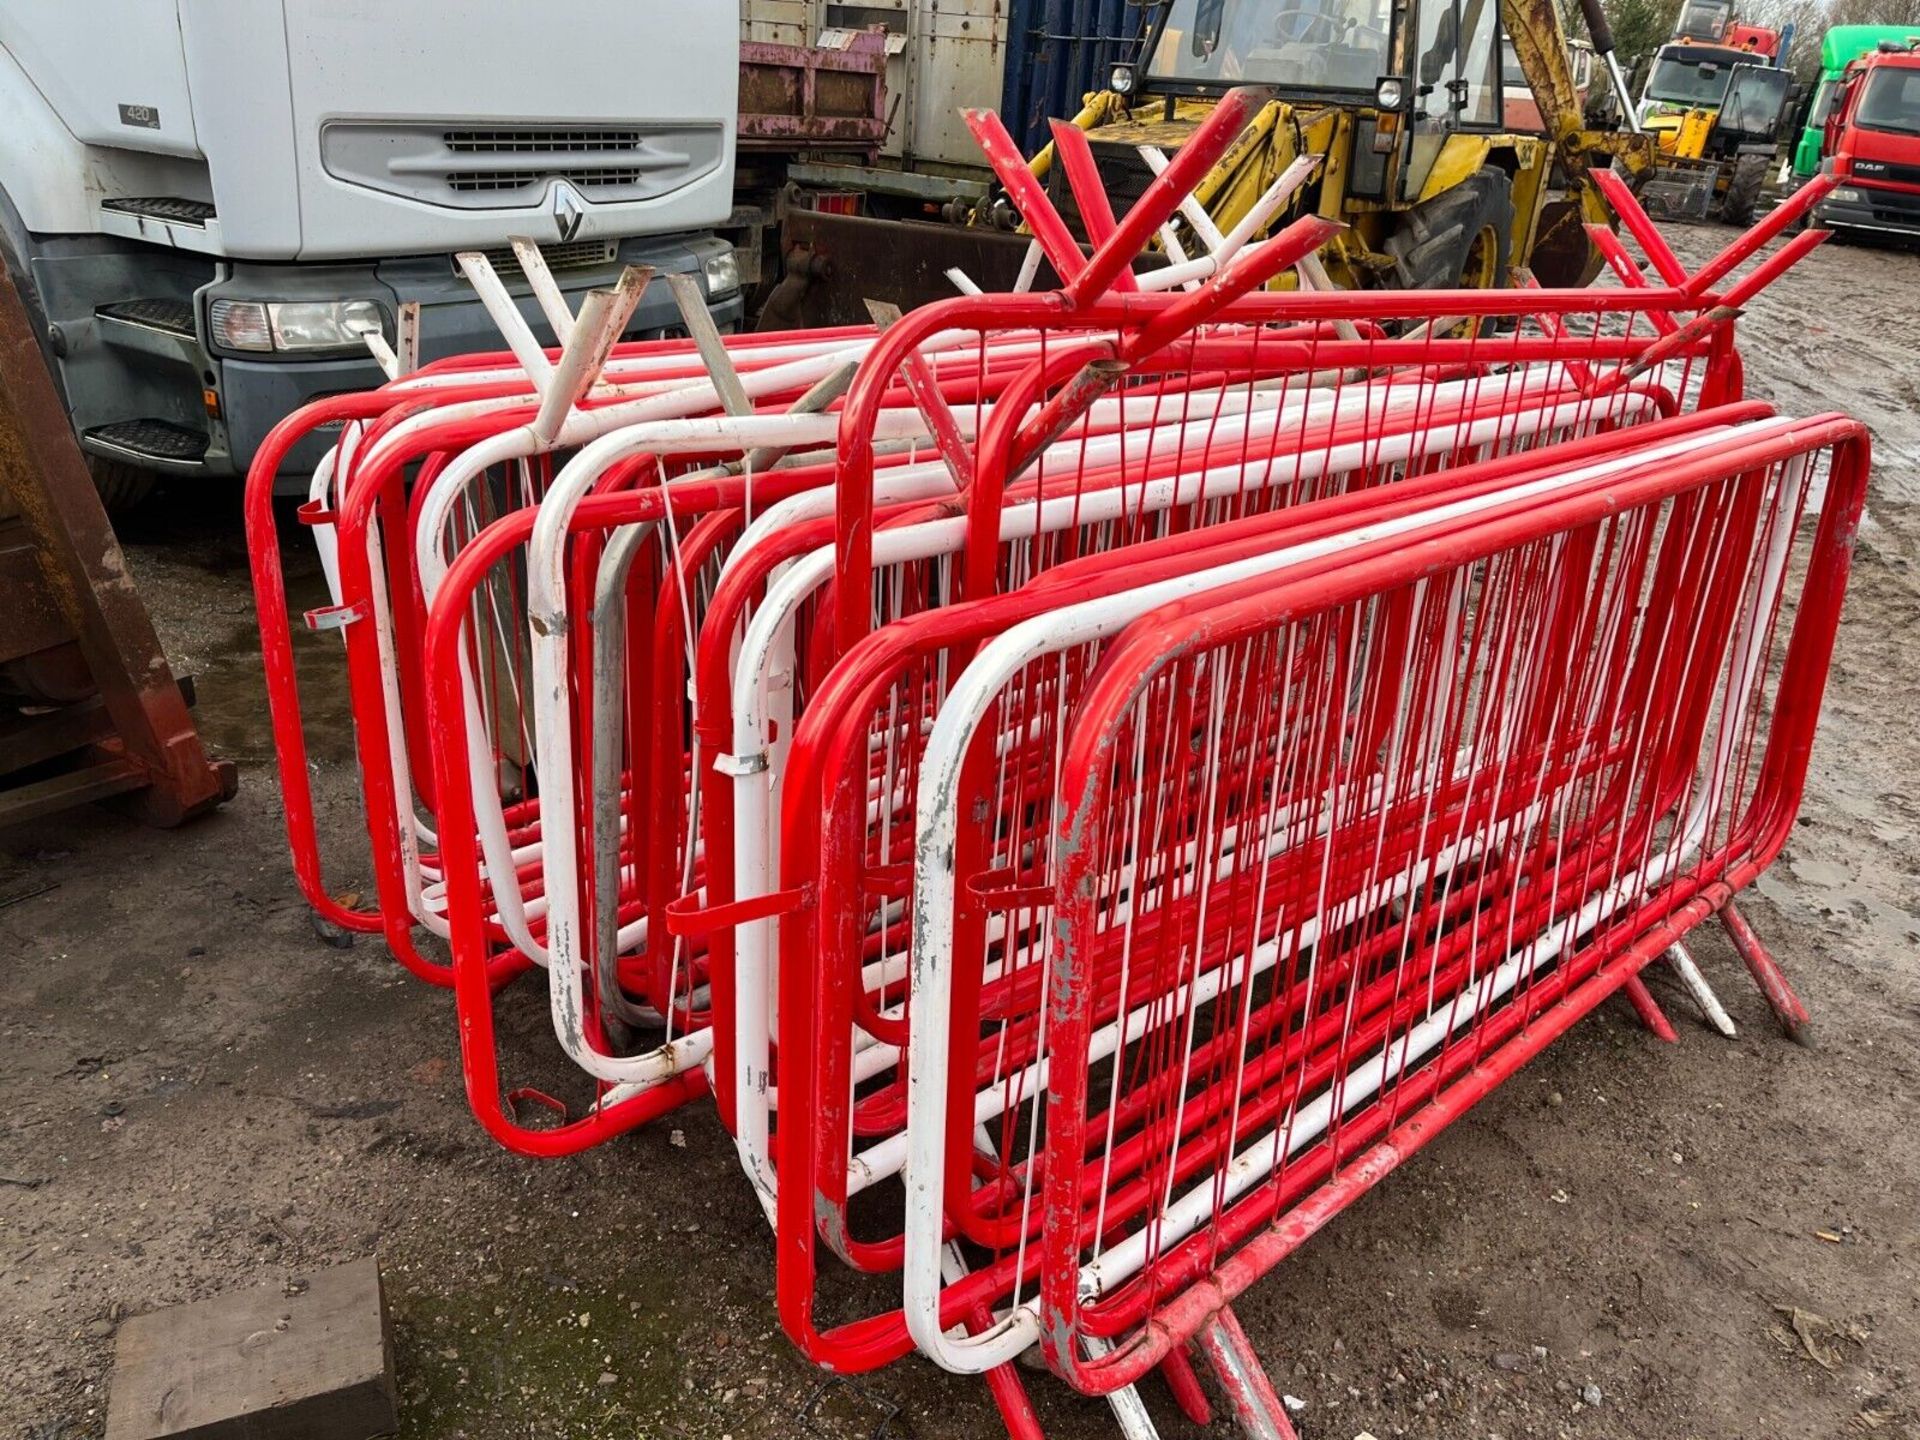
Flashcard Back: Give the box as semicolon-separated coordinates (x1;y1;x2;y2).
0;1;744;502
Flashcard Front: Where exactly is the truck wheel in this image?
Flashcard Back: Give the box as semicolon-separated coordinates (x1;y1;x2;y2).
85;455;157;513
1385;168;1515;291
1720;154;1769;226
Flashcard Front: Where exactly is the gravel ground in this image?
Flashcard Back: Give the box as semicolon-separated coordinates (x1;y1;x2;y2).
3;224;1918;1440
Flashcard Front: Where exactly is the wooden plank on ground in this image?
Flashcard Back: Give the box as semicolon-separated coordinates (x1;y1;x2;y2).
104;1257;397;1440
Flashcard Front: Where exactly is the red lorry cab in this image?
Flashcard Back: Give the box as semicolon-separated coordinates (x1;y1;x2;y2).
1816;45;1920;238
1723;23;1780;58
1671;2;1779;57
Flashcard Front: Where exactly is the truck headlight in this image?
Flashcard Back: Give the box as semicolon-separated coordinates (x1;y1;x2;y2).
702;250;740;297
1830;186;1864;204
210;299;388;354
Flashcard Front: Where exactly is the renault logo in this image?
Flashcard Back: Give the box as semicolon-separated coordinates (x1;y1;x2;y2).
551;183;585;244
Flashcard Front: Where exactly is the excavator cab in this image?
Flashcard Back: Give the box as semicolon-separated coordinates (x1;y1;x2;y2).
1066;0;1523;289
1140;0;1505;137
1044;0;1646;289
1673;0;1736;45
1156;0;1404;99
1637;46;1791;222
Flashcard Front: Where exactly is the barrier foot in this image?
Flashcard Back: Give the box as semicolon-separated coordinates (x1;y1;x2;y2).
1720;899;1810;1041
1664;940;1737;1038
1083;1334;1165;1440
982;1353;1045;1440
1621;974;1679;1044
1160;1344;1213;1427
1196;1305;1299;1440
943;1241;1045;1440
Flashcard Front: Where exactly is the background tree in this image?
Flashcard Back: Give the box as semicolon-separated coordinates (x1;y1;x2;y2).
1592;0;1920;83
1601;0;1686;83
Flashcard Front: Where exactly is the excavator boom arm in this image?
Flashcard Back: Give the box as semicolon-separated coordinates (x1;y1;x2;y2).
1503;0;1592;149
1504;0;1654;174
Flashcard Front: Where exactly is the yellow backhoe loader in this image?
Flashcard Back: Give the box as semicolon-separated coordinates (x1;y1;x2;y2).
1013;0;1656;289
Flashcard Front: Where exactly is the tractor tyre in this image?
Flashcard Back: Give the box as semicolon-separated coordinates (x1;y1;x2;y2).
1384;167;1515;292
1720;153;1769;227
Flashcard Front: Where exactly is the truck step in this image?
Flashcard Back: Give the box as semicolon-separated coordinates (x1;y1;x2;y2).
100;197;217;227
82;418;209;467
96;298;196;338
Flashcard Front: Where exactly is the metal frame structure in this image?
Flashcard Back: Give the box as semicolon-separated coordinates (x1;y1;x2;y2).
242;93;1854;1439
0;253;235;830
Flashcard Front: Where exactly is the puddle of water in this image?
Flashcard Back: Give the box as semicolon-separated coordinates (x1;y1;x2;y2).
191;559;359;768
1754;867;1920;960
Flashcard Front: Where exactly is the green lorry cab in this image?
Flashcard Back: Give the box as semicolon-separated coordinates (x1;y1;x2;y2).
1794;24;1920;179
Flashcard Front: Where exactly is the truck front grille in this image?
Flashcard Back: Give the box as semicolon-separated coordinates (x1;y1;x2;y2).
464;240;620;275
447;167;647;193
1852;158;1920;189
1867;186;1920;221
444;128;646;154
320;120;726;211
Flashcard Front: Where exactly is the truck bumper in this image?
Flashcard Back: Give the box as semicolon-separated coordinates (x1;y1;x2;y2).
208;234;744;489
1813;186;1920;241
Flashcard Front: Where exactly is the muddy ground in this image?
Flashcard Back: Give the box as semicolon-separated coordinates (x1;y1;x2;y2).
4;226;1920;1440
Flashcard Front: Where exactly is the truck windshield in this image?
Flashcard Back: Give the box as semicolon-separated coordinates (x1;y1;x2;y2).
1646;54;1735;106
1146;0;1393;92
1855;66;1920;135
1807;78;1839;127
1674;0;1731;41
1717;66;1789;134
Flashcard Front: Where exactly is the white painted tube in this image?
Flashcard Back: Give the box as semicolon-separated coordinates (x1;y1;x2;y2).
1133;156;1319;293
306;441;345;611
899;415;1786;1374
726;383;1668;1213
522;409;968;1086
389;326;1152;966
